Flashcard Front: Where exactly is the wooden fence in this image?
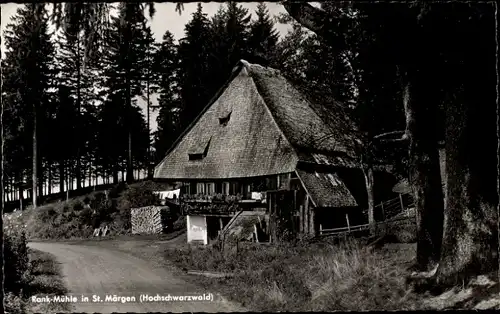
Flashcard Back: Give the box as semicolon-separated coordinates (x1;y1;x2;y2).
320;194;416;237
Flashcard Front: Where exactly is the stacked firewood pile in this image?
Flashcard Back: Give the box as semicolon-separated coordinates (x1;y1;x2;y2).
131;206;170;234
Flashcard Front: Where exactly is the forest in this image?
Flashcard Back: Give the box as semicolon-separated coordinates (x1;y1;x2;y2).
1;1;498;288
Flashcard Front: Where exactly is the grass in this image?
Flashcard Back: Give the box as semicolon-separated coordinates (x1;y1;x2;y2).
163;239;425;312
4;248;71;314
24;248;71;314
3;180;176;241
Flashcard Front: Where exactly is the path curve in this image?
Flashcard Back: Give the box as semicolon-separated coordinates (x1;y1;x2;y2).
28;242;243;313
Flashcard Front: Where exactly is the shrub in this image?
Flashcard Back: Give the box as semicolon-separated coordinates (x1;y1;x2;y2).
78;207;93;226
124;184;160;208
34;206;57;223
73;201;84;212
91;192;107;209
4;230;29;295
83;196;91;205
172;215;186;231
4;292;27;314
109;182;128;198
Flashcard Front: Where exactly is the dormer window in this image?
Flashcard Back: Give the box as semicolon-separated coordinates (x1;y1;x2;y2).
188;137;211;161
219;111;231;126
188;153;204;161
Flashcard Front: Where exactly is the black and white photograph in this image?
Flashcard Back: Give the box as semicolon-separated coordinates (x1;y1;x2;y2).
1;1;498;313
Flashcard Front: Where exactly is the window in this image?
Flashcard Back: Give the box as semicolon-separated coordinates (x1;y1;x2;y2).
215;182;223;194
206;182;215;195
196;183;205;195
189;153;204;161
188;137;212;161
219;111;232;126
222;182;230;195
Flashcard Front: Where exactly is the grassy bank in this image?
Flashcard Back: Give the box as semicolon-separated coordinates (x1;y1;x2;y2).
4;231;70;314
3;181;176;241
24;249;71;314
164;240;424;311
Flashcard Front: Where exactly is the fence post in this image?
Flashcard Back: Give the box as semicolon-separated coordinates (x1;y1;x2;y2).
345;214;351;233
380;202;387;234
380;202;385;221
320;224;323;235
399;194;404;213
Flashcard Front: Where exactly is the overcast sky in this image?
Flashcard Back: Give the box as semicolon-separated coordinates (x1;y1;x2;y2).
1;2;296;133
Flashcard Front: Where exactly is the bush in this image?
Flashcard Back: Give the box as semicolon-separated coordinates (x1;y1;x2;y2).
91;192;107;209
73;201;84;212
4;292;27;314
4;230;29;295
108;182;128;198
124;184;160;208
78;207;93;227
172;215;186;231
83;196;91;205
34;206;57;223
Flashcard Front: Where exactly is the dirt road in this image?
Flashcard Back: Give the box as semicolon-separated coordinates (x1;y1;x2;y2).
28;242;244;313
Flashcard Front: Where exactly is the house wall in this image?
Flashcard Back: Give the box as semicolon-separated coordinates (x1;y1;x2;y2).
186;215;208;245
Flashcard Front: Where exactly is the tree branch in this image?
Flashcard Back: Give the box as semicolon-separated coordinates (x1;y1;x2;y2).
372;130;405;140
283;2;344;48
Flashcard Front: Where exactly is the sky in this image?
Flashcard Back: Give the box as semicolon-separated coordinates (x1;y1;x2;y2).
1;2;295;133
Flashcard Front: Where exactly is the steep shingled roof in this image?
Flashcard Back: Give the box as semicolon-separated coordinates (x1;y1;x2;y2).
154;60;361;180
296;170;358;208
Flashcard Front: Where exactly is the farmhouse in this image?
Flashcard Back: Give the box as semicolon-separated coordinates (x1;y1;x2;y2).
154;60;394;243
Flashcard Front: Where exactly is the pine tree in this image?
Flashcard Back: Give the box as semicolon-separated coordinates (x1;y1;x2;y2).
178;3;213;125
153;31;181;163
54;28;101;190
2;4;54;208
248;3;279;65
139;24;159;178
100;3;152;182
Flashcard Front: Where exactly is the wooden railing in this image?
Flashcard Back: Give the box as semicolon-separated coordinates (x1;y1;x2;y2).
320;194;416;237
319;214;416;236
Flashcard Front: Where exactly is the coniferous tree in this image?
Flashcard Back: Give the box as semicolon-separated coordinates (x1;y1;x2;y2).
100;3;154;183
153;31;181;163
139;24;159;178
178;4;213;126
54;28;101;190
2;4;54;208
248;3;279;65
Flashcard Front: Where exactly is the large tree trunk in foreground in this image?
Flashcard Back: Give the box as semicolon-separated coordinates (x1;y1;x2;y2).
435;86;498;286
402;73;445;271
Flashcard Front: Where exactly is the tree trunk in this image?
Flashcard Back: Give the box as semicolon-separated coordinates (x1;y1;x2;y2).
59;160;65;198
32;102;38;209
146;72;153;179
435;85;498;286
362;166;376;234
48;164;52;195
125;19;134;184
38;159;43;202
403;74;445;272
113;167;119;184
88;161;92;189
76;35;82;190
